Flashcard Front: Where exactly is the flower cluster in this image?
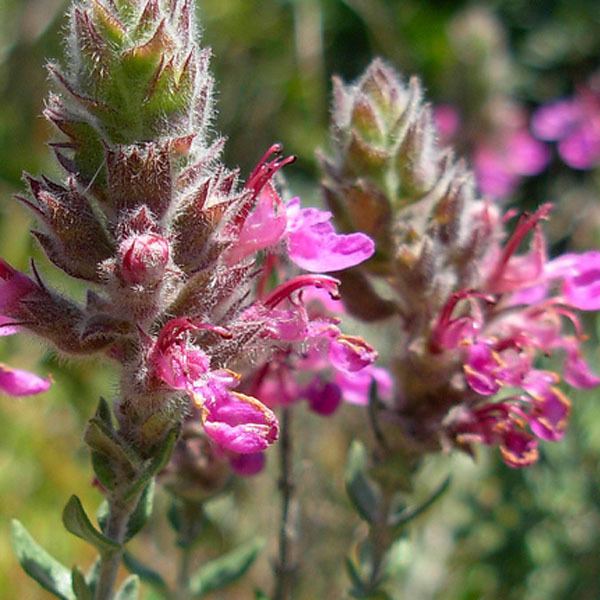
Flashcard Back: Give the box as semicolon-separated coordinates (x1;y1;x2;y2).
0;0;373;484
321;59;600;467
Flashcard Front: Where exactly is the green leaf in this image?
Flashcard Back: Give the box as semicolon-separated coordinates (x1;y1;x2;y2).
71;567;93;600
91;451;119;491
123;428;178;502
10;520;75;600
389;475;451;534
125;479;155;541
62;496;120;555
115;575;140;600
123;552;168;593
254;590;270;600
84;418;140;477
189;538;265;598
345;441;381;524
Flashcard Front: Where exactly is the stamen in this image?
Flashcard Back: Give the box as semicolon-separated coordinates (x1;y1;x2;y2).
263;275;340;309
489;203;552;287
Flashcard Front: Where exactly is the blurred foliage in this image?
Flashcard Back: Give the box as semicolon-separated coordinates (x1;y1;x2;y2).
0;0;599;598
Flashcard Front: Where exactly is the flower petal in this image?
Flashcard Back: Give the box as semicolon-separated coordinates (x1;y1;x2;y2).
201;392;279;454
0;363;51;396
286;199;374;272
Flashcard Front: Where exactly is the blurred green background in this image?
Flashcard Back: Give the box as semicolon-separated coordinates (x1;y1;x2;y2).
1;0;599;598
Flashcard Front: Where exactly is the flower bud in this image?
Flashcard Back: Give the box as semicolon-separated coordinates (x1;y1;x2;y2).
119;233;170;285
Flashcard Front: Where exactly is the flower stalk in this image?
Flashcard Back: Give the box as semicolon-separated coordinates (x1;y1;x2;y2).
273;407;297;600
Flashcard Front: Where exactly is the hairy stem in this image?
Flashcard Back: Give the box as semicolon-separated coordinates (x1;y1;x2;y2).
365;488;394;593
94;496;138;600
175;545;193;600
273;407;296;600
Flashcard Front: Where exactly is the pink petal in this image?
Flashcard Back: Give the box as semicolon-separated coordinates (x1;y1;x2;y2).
201;391;279;454
0;315;20;336
528;386;571;442
229;452;266;476
558;126;600;170
305;379;342;416
463;343;501;396
562;341;600;389
335;366;393;406
505;131;550;176
226;183;287;265
531;100;579;141
286;199;374;272
329;335;377;372
0;363;51;396
499;429;539;468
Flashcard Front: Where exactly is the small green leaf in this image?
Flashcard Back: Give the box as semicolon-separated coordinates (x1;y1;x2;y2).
115;575;140;600
10;520;75;600
190;538;265;598
345;441;381;524
254;590;270;600
125;479;155;541
71;567;93;600
91;451;119;491
123;552;168;593
84;418;139;477
62;496;120;555
389;475;451;534
123;428;178;501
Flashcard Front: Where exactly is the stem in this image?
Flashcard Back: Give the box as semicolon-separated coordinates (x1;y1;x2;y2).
365;488;394;592
175;545;193;600
94;497;137;600
174;499;205;600
273;407;296;600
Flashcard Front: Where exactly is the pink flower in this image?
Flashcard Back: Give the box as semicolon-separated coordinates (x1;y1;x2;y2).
532;86;600;170
434;204;600;467
200;391;278;454
474;131;550;199
0;363;51;397
150;317;278;454
225;145;374;271
0;259;38;318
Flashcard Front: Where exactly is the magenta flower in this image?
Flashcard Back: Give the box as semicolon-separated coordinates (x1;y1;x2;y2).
474;130;550;199
0;260;51;397
434;204;600;467
244;286;384;428
200;391;278;454
0;363;51;397
532;86;600;170
148;317;278;454
226;146;375;271
0;259;38;317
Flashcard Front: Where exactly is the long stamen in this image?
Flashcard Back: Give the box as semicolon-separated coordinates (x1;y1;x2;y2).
246;144;297;195
488;203;552;287
263;275;340;309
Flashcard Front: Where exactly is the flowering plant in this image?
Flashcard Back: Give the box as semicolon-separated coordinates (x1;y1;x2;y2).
1;2;599;599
